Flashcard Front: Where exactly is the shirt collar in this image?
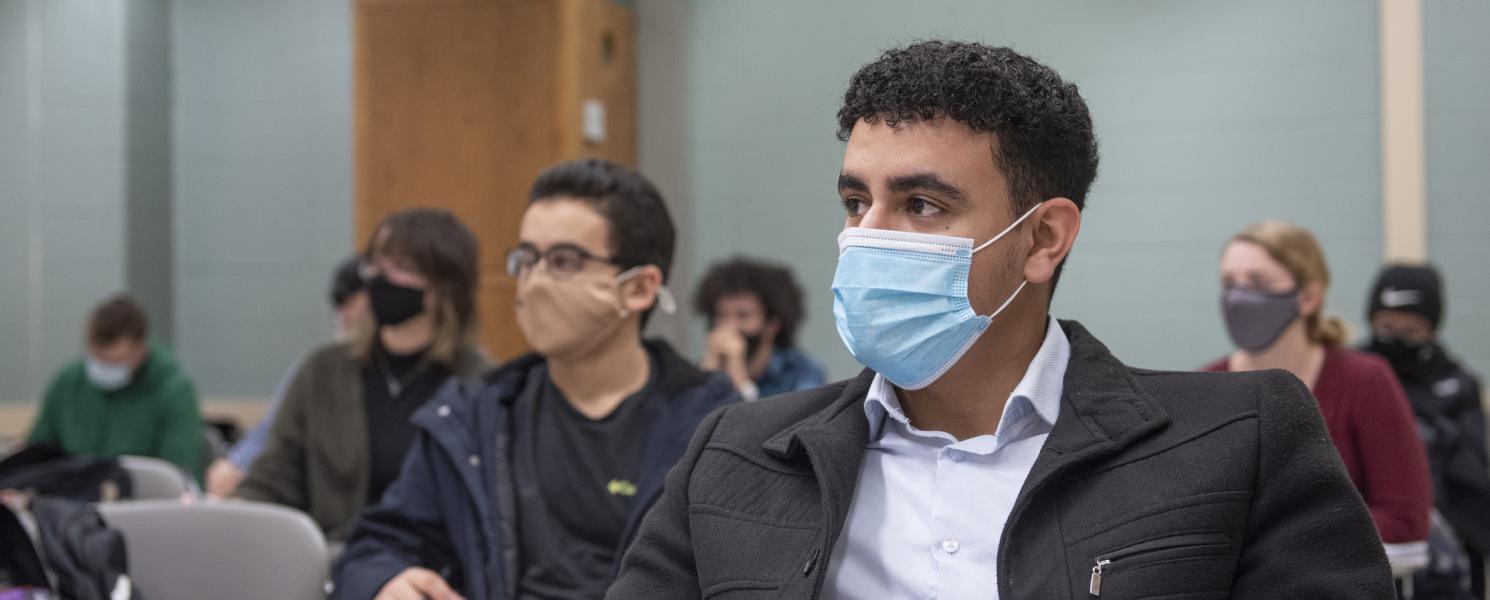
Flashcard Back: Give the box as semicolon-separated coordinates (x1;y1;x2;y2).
863;317;1070;442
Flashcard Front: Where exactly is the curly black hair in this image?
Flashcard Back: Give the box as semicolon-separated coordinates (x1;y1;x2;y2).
693;257;806;349
837;41;1099;217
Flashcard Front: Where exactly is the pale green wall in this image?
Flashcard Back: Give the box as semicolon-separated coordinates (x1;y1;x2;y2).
0;0;156;403
1425;0;1490;380
170;0;353;396
0;0;351;404
4;1;1485;403
678;0;1386;379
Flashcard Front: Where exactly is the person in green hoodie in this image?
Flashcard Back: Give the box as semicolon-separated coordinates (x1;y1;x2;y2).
27;294;204;481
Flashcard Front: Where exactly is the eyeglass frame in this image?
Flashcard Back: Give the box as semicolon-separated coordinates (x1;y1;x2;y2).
504;242;621;280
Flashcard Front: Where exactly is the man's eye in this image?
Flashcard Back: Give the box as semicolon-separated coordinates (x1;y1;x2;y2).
909;197;942;217
551;253;579;272
842;198;866;217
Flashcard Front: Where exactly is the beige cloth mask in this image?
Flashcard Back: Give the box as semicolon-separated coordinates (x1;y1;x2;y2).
515;266;676;358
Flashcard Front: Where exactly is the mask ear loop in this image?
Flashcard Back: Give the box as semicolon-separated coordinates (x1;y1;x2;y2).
972;203;1042;254
615;266;679;317
984;280;1029;320
654;286;677;314
970;203;1040;320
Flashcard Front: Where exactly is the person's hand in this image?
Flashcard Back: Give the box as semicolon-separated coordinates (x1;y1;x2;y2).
705;327;747;366
205;458;244;499
703;327;750;385
374;567;464;600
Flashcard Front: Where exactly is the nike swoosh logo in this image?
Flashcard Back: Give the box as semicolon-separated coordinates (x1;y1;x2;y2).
1381;288;1422;308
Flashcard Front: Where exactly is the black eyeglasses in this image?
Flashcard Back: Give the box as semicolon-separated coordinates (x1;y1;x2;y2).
505;243;618;279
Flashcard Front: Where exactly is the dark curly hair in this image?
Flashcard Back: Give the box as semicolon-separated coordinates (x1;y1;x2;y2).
693;257;806;349
837;41;1099;288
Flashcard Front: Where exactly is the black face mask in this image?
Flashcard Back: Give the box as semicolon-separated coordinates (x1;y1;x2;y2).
368;275;426;326
1368;335;1424;364
1370;333;1443;373
743;333;765;359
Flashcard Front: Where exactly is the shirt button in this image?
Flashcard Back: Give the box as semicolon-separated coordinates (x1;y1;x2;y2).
437;405;452;417
468;455;481;467
946;449;965;463
942;539;960;555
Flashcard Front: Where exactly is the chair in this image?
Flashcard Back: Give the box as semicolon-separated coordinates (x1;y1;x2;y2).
98;499;329;600
119;455;198;500
1386;541;1430;599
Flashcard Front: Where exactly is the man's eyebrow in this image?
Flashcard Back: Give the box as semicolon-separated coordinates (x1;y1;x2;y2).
838;173;869;192
888;172;968;202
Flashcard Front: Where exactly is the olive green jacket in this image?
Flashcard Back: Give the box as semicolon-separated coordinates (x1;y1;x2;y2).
237;341;489;540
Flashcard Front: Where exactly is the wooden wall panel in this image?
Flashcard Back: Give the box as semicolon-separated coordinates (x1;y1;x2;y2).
555;0;637;164
355;0;635;361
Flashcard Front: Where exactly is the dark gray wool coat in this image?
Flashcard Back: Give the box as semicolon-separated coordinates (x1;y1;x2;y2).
608;320;1394;599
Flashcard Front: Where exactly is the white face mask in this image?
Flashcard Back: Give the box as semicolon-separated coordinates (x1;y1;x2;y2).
85;357;134;392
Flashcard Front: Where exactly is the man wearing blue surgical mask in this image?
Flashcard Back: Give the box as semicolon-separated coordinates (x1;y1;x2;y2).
28;294;204;480
610;41;1393;599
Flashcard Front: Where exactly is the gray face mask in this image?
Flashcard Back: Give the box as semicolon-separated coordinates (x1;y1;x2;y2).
1221;286;1300;352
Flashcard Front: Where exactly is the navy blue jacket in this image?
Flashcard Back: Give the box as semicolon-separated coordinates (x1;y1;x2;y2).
332;340;740;600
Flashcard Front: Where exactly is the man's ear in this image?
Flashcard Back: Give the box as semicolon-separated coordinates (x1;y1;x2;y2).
1022;198;1081;286
621;265;665;315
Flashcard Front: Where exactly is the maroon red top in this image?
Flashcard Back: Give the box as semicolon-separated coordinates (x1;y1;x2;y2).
1204;347;1432;543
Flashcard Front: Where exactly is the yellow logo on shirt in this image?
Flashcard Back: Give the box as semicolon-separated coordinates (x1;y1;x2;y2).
607;479;637;497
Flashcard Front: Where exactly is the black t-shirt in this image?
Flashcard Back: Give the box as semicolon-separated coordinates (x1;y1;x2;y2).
511;357;658;600
361;344;450;504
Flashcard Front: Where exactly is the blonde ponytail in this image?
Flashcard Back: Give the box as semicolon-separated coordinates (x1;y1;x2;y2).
1310;312;1349;347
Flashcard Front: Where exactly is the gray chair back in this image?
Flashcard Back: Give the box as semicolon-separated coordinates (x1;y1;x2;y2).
119;455;197;500
98;499;328;600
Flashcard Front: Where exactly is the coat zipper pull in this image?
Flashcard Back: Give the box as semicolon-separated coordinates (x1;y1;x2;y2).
1089;559;1110;596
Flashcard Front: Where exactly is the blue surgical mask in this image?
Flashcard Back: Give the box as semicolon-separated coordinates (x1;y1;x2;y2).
85;357;134;392
832;204;1040;389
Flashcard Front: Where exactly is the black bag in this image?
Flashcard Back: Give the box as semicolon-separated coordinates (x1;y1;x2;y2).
0;502;49;592
30;497;141;600
0;446;132;502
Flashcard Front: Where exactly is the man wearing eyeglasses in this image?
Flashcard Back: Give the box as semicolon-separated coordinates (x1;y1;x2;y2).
332;159;742;600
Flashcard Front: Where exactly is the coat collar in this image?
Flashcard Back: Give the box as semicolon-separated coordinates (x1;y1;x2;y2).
762;372;873;459
760;370;876;547
760;319;1172;514
1040;319;1169;455
761;321;1173;593
764;320;1168;458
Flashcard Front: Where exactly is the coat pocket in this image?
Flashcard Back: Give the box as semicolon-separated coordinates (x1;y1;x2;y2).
1088;531;1231;597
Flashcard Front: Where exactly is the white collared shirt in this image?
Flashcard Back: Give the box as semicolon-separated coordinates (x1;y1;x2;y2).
821;318;1070;599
